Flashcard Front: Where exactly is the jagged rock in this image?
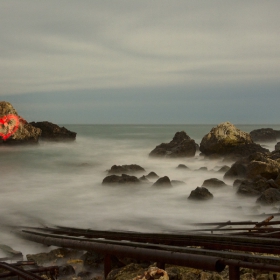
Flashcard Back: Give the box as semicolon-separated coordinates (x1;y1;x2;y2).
146;172;159;179
29;121;76;141
250;128;280;142
202;178;227;188
152;176;172;187
149;131;197;158
177;164;189;169
275;142;280;151
200;122;268;157
188;187;213;200
256;188;280;205
102;174;141;185
0;101;41;144
108;164;145;175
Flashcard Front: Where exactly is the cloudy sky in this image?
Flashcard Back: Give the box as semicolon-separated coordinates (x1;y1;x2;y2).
1;1;279;124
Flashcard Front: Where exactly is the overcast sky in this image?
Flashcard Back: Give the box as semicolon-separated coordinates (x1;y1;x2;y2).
1;1;279;124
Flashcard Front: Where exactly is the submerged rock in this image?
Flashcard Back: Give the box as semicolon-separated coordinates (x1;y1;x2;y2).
30;121;76;141
188;187;213;200
102;174;142;185
108;164;145;175
152;176;172;187
201;178;228;188
0;101;41;144
250;128;280;142
200;122;268;157
149;131;197;158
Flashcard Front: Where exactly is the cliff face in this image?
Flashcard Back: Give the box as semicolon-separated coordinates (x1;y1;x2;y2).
0;101;41;144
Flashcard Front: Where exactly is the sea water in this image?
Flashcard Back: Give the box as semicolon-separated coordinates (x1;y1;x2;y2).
0;124;279;256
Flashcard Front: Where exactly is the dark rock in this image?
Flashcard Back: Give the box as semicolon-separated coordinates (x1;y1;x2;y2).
58;265;76;277
256;188;280;205
29;121;76;141
233;179;243;187
276;142;280;151
0;101;41;144
176;164;189;169
108;164;145;175
171;180;186;186
145;171;159;179
139;175;150;182
102;174;141;185
152;176;172;187
202;178;227;188
106;263;145;280
149;131;197;158
236;180;262;196
217;165;230;173
81;251;104;269
188;187;213;200
200;122;268;157
250;128;280;142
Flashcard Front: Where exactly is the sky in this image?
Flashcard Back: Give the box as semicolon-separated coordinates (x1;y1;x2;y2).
0;1;280;124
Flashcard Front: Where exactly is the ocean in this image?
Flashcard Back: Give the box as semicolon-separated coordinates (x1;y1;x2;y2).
0;124;280;257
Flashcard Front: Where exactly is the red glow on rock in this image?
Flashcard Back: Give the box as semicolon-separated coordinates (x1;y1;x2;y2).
0;114;20;140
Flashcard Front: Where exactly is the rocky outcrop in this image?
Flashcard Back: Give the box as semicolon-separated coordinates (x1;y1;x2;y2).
0;101;41;144
108;164;145;175
201;178;228;188
102;174;142;185
256;188;280;205
224;152;280;181
30;121;76;141
149;131;197;158
200;122;268;157
250;128;280;142
188;187;213;200
152;176;172;187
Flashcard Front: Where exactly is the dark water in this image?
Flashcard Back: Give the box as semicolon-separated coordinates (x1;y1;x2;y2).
0;124;279;257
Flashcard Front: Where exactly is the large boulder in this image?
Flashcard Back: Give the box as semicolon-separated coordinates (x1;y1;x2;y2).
149;131;197;158
0;101;41;144
200;122;268;157
108;164;145;175
188;187;213;200
30;121;76;141
250;128;280;142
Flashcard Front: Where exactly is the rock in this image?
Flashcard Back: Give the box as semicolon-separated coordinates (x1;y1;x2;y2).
196;167;207;171
171;180;186;186
246;158;280;180
250;128;280;142
0;101;41;144
108;164;145;175
201;178;227;188
177;164;189;169
188;187;213;200
29;121;76;141
217;165;230;173
81;251;104;269
256;188;280;205
106;263;145;280
233;179;243;187
149;131;197;158
275;142;280;151
146;172;159;179
152;176;172;187
139;176;150;182
102;174;142;185
200;122;268;157
59;265;76;277
133;266;169;280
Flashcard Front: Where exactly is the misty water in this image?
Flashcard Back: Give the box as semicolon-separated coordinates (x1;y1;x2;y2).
0;124;280;257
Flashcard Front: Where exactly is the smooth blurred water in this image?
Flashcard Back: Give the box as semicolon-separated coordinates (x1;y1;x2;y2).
0;124;280;256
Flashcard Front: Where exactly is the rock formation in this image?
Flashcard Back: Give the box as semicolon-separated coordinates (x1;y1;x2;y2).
0;101;41;144
30;121;76;141
188;187;213;200
200;122;268;157
250;128;280;142
102;174;142;185
149;131;197;158
107;164;145;175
